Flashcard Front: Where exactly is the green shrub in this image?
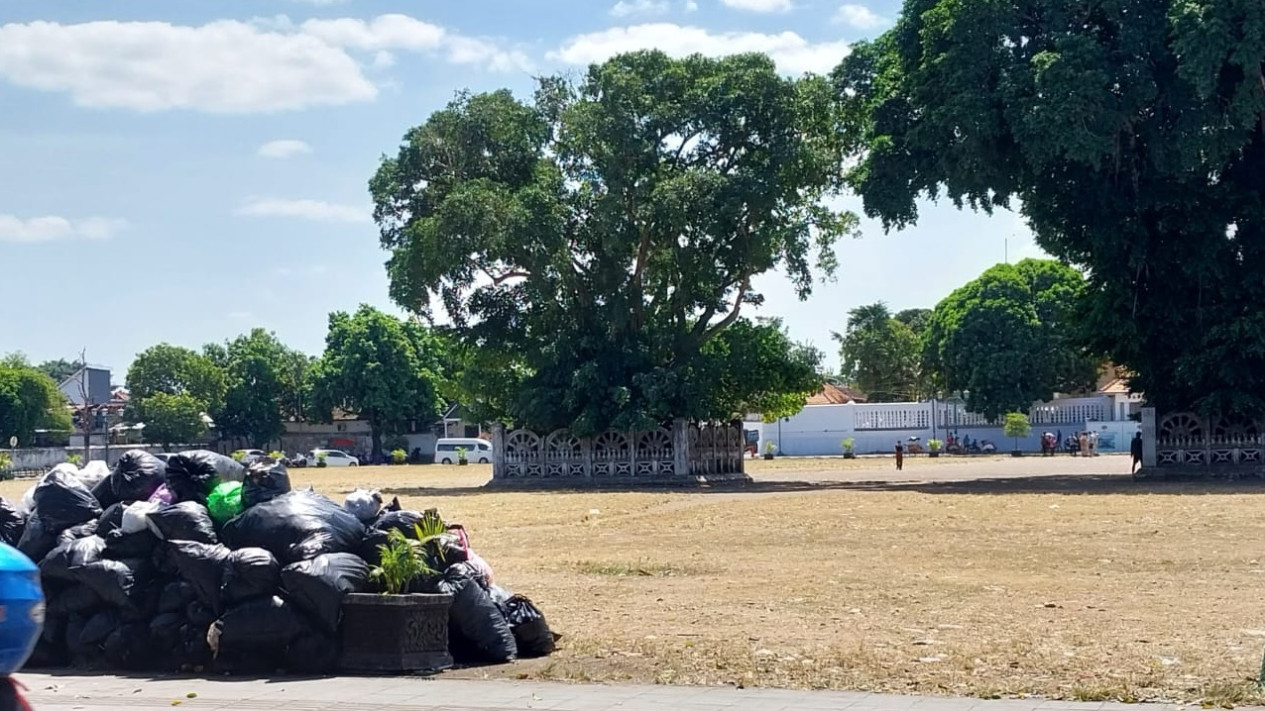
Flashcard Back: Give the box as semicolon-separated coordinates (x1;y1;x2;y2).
391;448;408;465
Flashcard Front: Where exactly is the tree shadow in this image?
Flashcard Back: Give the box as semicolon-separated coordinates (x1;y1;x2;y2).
382;474;1265;498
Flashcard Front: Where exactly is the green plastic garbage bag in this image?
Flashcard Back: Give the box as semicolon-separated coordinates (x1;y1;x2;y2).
207;482;243;525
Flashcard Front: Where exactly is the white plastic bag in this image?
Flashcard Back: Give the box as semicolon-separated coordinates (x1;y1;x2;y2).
343;489;382;522
122;500;162;534
76;460;110;490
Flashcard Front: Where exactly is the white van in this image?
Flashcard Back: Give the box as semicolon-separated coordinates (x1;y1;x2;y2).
435;438;493;464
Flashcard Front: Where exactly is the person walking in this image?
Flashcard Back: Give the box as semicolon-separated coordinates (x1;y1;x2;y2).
1131;431;1144;473
894;440;904;471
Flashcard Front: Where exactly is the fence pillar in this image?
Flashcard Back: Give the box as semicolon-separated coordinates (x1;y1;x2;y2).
491;423;506;479
1140;407;1156;468
672;418;690;477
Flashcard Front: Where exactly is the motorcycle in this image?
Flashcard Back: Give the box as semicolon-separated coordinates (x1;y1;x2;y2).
0;542;43;711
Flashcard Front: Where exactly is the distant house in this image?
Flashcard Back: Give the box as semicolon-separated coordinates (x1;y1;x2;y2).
59;365;112;407
805;381;868;406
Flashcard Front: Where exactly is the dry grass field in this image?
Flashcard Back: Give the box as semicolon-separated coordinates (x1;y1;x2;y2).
9;456;1265;704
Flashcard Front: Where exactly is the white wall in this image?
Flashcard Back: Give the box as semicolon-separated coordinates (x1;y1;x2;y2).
9;445;166;470
761;397;1134;456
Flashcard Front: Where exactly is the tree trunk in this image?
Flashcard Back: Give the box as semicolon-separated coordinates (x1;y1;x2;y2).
370;427;383;464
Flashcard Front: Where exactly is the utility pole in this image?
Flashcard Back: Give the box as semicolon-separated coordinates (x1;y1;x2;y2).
75;349;91;463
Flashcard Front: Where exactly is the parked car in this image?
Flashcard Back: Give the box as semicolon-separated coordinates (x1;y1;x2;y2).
309;449;358;467
435;438;492;464
231;449;267;465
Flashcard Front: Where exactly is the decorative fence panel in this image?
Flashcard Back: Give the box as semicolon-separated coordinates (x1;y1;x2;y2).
1152;412;1265;470
493;419;747;484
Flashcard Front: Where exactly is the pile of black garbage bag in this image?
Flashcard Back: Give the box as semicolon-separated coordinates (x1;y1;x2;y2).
0;450;555;674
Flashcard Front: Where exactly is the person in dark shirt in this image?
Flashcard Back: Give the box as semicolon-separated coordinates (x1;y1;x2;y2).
894;440;904;471
1130;431;1144;473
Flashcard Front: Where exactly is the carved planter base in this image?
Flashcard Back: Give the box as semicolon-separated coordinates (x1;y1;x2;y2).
928;451;940;458
339;593;453;674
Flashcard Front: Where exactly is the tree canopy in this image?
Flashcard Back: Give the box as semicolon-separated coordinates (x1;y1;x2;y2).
370;50;854;435
835;0;1265;414
35;358;82;384
832;302;923;402
308;305;447;458
0;364;70;446
922;259;1096;420
216;329;309;449
141;392;207;449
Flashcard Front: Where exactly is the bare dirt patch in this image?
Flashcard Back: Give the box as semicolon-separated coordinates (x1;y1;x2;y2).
9;458;1264;704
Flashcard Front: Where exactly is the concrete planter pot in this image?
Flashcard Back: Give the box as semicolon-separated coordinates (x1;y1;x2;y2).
1011;451;1024;458
339;592;454;674
843;452;856;459
762;453;775;461
928;451;940;458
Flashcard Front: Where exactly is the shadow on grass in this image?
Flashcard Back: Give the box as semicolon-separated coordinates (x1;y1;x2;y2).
381;474;1265;498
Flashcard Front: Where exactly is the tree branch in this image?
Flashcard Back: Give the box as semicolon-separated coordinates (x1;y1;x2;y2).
693;274;752;345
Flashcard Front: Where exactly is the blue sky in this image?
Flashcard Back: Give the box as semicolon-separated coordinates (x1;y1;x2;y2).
0;0;1047;380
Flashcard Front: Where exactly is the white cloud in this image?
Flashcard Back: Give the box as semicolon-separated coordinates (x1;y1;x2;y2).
301;14;533;72
0;215;126;243
833;3;887;30
684;0;700;10
720;0;792;12
0;15;529;114
549;24;849;75
235;198;370;223
257;139;313;159
611;0;670;17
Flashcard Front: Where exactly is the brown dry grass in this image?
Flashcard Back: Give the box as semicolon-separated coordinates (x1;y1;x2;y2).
9;460;1265;704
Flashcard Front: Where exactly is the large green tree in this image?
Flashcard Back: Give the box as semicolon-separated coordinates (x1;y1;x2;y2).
140;392;208;449
215;329;309;449
370;51;855;435
0;364;71;446
922;259;1096;420
308;305;447;458
126;344;226;441
832;302;923;402
36;358;83;384
835;0;1265;414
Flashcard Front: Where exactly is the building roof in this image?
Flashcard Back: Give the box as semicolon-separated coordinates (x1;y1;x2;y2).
806;382;868;405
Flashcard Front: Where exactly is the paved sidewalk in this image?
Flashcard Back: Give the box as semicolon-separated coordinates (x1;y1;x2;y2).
18;673;1210;711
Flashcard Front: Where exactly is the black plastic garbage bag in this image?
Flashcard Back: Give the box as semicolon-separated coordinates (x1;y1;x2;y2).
242;461;291;509
158;581;197;613
149;612;185;658
79;609;118;648
0;498;26;545
180;623;214;667
39;535;107;582
57;584;102;614
33;468;102;531
147;501;217;543
221;490;364;563
280;552;369;633
164;451;227;504
435;567;517;664
63;613;91;664
221;547;281;605
357;528;390;566
372;510;424;536
96;502;126;537
186;600;216;628
103;527;160;560
17;515;60;563
168;541;231;611
285;629;339;674
501;594;556;658
94;450;166;507
76;557;150;609
55;519;99;546
103;623;151;670
212;595;303;655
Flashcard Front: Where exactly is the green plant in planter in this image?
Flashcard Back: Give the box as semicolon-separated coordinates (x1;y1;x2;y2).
391;448;408;465
371;510;448;594
0;452;12;479
316;451;328;468
66;453;83;467
1003;413;1031;455
268;450;286;461
455;446;468;465
927;438;942;452
841;437;855;457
